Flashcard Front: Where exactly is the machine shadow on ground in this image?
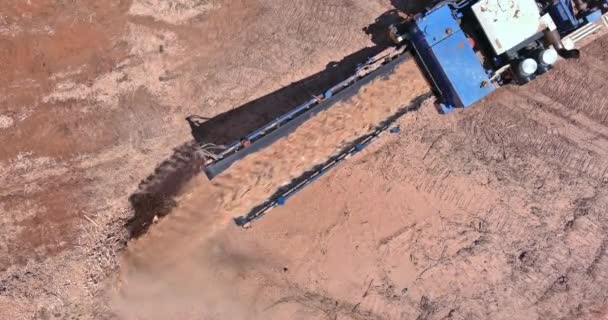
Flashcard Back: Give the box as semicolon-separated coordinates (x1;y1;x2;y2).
126;9;416;238
391;0;435;15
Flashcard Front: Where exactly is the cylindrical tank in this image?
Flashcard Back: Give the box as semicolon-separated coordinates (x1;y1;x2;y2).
519;58;538;77
538;48;558;66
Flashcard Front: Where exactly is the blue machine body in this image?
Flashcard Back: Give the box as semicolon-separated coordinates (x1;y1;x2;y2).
408;5;495;113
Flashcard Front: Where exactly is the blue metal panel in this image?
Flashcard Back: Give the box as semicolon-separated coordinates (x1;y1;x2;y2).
408;4;493;112
413;5;461;47
431;30;495;108
583;10;603;23
546;0;580;34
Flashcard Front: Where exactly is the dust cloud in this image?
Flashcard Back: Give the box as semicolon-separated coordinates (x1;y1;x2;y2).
111;176;253;319
112;59;429;319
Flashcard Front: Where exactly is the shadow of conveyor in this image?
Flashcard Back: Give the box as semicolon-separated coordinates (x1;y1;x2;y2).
186;9;416;146
126;9;420;238
186;46;388;147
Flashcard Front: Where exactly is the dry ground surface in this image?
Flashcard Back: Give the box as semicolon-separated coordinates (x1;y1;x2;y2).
1;0;608;319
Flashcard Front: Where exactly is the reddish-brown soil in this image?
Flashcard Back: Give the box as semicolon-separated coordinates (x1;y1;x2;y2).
1;0;608;319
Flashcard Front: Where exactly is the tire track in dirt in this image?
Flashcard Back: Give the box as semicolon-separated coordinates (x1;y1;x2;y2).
446;79;608;318
530;49;608;127
364;108;497;217
459;91;608;182
406;156;494;213
583;32;608;62
514;87;608;150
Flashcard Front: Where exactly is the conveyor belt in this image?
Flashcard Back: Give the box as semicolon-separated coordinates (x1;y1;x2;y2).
203;47;410;179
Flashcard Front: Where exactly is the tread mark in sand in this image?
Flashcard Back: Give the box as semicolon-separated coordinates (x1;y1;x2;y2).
460;100;608;181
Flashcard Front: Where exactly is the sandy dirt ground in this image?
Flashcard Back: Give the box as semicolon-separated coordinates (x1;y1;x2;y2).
1;0;608;319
